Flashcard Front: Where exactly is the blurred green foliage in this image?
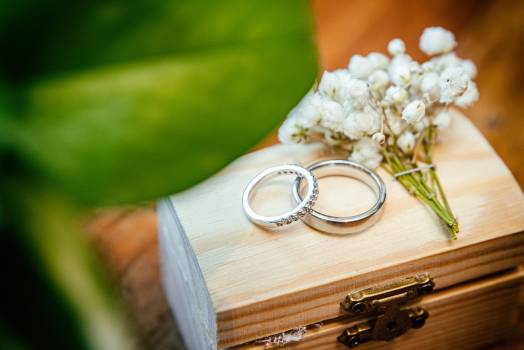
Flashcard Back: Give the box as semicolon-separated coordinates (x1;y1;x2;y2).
0;0;317;349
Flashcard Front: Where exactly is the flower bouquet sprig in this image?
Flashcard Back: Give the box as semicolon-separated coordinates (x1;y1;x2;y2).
279;27;479;240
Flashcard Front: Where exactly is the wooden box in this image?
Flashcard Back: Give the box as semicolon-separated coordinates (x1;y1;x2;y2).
158;112;524;350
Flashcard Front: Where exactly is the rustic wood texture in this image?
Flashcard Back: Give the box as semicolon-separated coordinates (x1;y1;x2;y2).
87;1;524;349
166;112;524;348
236;268;524;350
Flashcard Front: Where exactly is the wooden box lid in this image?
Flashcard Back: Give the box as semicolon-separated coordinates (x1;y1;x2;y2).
158;111;524;349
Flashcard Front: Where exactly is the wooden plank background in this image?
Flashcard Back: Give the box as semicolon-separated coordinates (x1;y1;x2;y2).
87;1;524;349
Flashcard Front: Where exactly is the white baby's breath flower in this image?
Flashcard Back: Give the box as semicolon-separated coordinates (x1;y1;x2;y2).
433;111;452;129
343;106;380;140
402;100;426;124
372;132;386;145
389;55;412;86
291;92;324;128
368;70;389;91
318;69;352;103
388;38;406;56
278;115;307;144
397;131;416;153
420;72;441;101
319;99;346;132
350;137;383;169
419;27;456;56
384;85;408;105
439;67;470;104
348;55;374;79
455;81;479;108
342;78;369;109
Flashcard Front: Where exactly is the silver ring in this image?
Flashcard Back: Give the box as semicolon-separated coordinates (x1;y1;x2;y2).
242;164;318;229
293;159;386;234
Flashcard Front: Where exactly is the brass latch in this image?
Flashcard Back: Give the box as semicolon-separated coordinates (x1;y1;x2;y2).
338;273;434;348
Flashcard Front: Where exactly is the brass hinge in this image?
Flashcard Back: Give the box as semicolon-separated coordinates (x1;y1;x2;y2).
338;273;434;348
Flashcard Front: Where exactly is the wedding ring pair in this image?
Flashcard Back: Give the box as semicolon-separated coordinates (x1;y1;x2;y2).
242;159;386;234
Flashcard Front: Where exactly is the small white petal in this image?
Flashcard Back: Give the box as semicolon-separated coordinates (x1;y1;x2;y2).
388;38;406;56
419;27;456;55
402;100;426;124
397;131;416;153
348;55;374;79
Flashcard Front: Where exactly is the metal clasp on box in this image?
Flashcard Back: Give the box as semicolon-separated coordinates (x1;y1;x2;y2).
338;273;434;348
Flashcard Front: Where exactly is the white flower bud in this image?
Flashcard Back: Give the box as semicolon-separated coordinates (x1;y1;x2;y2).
388;38;406;56
419;27;456;56
402;100;426;124
350;137;383;169
439;67;469;104
372;132;386;145
455;81;479;108
433;111;452;129
348;55;374;79
397;131;416;154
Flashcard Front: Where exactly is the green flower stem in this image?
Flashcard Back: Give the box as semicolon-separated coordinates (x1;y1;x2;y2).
382;147;458;240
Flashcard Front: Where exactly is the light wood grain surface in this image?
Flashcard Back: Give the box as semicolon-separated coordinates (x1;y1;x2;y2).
167;112;524;347
235;268;524;350
88;1;524;349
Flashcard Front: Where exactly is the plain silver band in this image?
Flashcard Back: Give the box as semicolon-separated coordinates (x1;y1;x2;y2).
292;159;386;234
242;164;318;229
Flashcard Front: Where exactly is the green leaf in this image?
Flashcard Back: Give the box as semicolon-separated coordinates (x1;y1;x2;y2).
7;187;137;350
6;0;317;204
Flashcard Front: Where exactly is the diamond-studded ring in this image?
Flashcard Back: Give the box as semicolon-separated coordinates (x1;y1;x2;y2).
242;164;318;229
